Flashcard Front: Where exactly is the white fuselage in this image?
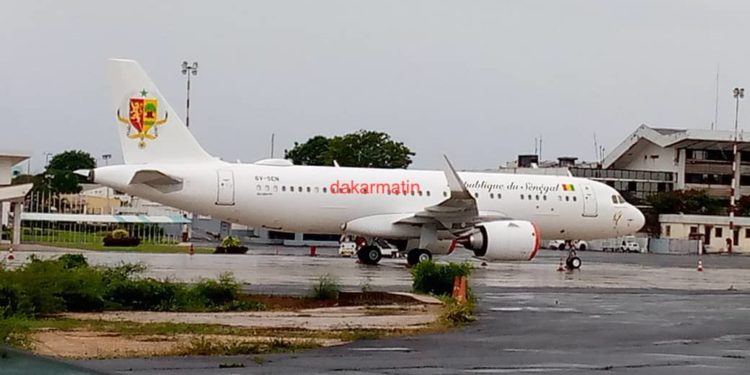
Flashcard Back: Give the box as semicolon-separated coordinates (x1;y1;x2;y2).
93;160;645;241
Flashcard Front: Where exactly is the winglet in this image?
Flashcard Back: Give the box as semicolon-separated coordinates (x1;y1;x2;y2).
442;155;473;199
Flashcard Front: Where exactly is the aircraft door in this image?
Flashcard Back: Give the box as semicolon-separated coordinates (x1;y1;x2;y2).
216;170;235;206
581;183;598;217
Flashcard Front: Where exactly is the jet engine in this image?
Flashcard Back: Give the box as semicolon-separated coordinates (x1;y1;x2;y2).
404;239;458;255
460;220;540;261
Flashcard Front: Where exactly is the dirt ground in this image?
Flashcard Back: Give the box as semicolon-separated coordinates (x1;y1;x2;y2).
30;293;442;359
33;331;344;359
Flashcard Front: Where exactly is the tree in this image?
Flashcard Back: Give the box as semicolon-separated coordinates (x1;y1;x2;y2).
284;136;330;166
45;150;96;193
285;130;414;169
647;189;723;215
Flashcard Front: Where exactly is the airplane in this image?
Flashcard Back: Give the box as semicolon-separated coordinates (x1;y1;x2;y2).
85;59;645;267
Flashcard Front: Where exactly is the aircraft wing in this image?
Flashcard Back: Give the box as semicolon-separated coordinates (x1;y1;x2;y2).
395;156;508;235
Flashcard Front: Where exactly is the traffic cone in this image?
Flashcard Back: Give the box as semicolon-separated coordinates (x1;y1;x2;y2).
697;259;704;272
452;276;462;300
557;258;565;272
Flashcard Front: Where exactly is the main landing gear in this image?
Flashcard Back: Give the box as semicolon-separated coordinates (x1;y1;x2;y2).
357;245;382;265
406;248;432;267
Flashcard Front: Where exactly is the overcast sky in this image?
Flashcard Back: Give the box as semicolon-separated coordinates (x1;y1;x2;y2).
3;0;750;172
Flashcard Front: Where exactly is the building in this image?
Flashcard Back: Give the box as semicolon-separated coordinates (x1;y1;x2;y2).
602;124;750;199
659;214;750;253
0;152;33;245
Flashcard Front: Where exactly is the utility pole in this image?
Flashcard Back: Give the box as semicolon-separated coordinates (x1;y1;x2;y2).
181;61;198;128
729;87;744;254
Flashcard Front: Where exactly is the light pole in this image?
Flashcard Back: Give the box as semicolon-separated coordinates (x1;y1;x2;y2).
180;61;198;243
102;154;112;214
102;154;111;166
181;61;198;128
729;87;744;253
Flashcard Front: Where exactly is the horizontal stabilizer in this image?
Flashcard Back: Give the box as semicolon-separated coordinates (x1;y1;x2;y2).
129;170;183;193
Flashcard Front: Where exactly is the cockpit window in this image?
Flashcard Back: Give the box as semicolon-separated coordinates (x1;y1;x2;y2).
612;195;626;204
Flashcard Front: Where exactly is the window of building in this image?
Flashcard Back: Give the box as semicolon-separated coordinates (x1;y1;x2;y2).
745;228;750;238
690;226;698;234
665;225;671;237
715;227;723;238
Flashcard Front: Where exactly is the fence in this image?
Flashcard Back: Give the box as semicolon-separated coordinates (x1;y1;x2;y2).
20;191;187;247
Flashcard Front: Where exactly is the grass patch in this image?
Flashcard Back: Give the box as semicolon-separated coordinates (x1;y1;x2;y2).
177;337;318;356
437;297;476;327
310;274;340;300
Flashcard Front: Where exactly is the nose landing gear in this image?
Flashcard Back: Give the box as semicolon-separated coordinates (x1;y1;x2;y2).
565;249;582;270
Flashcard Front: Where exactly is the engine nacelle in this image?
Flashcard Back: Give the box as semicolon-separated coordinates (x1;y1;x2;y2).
463;220;540;261
405;239;458;255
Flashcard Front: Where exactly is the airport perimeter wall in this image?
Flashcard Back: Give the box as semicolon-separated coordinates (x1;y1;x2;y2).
648;238;700;255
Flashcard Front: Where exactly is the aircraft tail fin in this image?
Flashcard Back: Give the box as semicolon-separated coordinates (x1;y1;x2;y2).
107;59;214;164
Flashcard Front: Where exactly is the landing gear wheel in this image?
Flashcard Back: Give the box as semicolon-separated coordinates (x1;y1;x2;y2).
407;248;432;266
566;256;582;269
357;245;382;265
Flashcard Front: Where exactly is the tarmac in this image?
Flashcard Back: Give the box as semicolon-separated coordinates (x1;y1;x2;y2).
5;247;750;374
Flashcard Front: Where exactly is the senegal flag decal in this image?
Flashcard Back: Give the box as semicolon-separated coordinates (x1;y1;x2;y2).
561;184;575;192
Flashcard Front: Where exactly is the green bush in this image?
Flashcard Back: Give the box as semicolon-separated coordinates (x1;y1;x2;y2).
311;275;340;300
57;253;88;269
193;273;240;307
111;229;129;239
106;278;182;311
410;261;473;296
0;256;261;317
221;236;241;247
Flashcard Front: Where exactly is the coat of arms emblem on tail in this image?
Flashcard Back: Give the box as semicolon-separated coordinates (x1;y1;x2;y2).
116;89;168;149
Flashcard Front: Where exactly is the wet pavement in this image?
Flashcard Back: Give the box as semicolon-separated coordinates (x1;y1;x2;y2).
5;247;750;374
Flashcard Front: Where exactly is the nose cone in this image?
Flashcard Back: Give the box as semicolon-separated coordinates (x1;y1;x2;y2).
630;206;645;232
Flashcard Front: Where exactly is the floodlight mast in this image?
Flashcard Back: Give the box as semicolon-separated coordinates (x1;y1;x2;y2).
181;61;198;128
729;87;744;252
